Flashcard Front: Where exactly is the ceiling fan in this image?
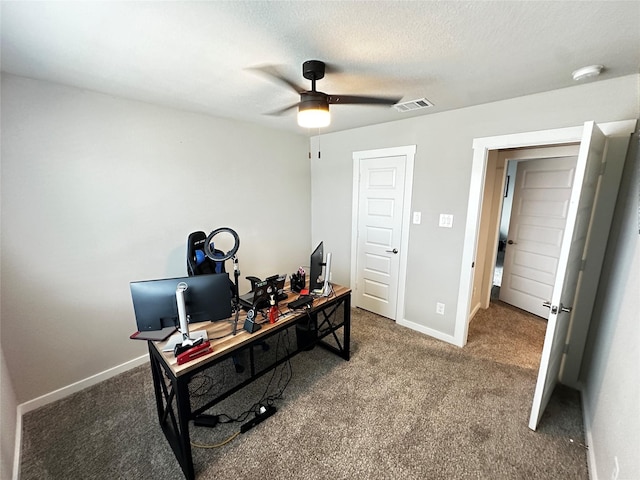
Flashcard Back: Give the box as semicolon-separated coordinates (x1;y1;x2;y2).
257;60;402;128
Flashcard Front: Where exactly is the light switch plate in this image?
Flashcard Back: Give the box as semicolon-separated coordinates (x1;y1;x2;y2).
439;214;454;228
413;212;421;224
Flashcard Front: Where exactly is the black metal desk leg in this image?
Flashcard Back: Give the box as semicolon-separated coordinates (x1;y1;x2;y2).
343;295;351;361
148;343;166;424
148;343;195;480
175;377;195;480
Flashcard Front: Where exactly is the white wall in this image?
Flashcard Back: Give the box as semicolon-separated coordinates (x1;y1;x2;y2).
310;74;639;338
0;74;310;404
582;131;639;480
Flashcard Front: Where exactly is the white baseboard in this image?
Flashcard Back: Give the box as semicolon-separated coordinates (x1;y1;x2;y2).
581;385;598;480
397;318;458;346
18;353;149;415
469;302;481;321
12;413;21;480
13;353;149;480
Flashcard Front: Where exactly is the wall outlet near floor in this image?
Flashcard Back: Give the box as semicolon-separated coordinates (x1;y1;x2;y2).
413;211;422;224
436;302;445;315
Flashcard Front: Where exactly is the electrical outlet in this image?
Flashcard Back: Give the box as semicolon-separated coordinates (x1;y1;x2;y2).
413;211;422;224
436;302;445;315
611;456;619;480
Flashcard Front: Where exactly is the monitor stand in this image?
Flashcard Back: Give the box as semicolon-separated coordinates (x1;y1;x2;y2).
176;283;197;347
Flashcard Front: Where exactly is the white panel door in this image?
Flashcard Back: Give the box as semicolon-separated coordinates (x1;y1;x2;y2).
499;156;577;317
529;121;606;430
355;156;406;319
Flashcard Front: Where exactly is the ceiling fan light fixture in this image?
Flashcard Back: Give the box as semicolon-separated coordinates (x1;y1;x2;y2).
297;106;331;128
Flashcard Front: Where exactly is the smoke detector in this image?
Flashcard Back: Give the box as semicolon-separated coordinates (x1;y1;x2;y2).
572;65;604;81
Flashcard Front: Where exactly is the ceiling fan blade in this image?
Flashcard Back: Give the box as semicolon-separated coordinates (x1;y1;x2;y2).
265;102;300;116
327;94;402;106
249;64;306;94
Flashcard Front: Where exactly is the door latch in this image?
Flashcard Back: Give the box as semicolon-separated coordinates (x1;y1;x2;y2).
542;301;572;314
559;303;573;313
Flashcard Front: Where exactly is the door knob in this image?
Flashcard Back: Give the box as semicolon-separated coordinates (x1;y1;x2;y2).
386;248;398;254
507;240;517;245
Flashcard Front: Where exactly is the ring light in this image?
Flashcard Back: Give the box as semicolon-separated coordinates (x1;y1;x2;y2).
204;227;240;262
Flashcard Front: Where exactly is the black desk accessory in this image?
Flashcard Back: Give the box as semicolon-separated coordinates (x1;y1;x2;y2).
288;295;314;310
243;308;262;333
290;271;306;293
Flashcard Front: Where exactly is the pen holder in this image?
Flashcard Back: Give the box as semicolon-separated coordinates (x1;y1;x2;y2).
291;273;306;293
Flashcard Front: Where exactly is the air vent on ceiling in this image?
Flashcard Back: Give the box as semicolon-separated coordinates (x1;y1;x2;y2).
394;97;434;112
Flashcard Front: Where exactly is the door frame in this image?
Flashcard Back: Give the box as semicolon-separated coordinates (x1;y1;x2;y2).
351;145;416;321
455;120;636;348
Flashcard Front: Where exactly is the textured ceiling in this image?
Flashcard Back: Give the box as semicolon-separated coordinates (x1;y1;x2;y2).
2;1;639;134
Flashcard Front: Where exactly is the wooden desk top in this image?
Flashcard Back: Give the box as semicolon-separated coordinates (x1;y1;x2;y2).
150;283;351;377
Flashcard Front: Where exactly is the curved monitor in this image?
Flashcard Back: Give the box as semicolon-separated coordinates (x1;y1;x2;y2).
130;273;232;331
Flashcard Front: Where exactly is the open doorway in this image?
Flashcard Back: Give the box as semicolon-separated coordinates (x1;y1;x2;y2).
489;146;580;317
471;144;580;319
458;120;635;429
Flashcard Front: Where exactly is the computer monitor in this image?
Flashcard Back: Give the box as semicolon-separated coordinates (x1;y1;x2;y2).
309;241;324;291
130;273;232;331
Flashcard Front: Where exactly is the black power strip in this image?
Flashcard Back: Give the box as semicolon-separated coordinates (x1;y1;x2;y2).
240;406;277;433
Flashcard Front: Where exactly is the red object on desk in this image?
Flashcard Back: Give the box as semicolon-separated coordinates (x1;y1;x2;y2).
300;289;309;295
176;341;212;365
269;305;278;324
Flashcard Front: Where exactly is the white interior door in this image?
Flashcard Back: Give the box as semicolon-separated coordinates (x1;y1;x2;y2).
529;121;606;430
499;156;578;317
353;155;406;319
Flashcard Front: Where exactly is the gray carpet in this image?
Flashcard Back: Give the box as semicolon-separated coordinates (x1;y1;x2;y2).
20;304;588;479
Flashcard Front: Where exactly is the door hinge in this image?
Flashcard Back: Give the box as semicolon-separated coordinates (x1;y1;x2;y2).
563;343;570;354
599;161;607;175
580;258;587;271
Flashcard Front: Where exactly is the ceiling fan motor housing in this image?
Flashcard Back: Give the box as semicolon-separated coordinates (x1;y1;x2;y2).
299;91;329;112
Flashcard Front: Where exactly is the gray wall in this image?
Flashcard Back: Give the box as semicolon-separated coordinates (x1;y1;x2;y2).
2;72;639;479
309;73;639;479
0;74;310;405
310;74;639;337
582;130;639;479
